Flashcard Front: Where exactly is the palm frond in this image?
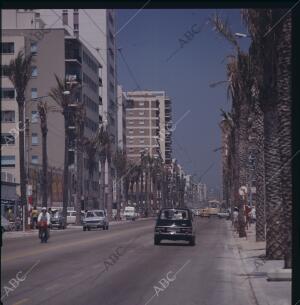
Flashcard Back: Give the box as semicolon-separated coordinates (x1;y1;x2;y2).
7;50;33;100
210;13;239;52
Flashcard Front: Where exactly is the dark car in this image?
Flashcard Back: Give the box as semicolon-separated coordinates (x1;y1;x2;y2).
154;208;196;246
50;210;66;229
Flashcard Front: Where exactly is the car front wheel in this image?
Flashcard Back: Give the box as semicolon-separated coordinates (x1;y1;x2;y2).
189;237;196;246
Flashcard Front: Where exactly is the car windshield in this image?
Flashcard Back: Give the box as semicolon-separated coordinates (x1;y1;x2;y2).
159;209;189;220
86;212;95;218
157;209;192;226
94;211;104;217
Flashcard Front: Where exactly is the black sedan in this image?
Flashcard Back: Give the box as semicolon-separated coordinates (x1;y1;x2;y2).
154;208;196;246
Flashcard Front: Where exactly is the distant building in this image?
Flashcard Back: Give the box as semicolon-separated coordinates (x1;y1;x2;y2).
125;90;172;164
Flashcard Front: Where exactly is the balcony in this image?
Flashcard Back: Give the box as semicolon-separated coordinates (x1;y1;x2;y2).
65;73;82;83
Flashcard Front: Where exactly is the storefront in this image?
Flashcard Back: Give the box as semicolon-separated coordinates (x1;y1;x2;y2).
1;180;20;220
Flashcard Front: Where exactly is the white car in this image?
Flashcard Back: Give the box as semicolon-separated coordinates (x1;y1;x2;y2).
124;207;138;221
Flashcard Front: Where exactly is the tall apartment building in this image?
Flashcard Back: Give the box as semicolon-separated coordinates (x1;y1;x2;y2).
1;11;102;208
36;9;117;205
125;91;172;164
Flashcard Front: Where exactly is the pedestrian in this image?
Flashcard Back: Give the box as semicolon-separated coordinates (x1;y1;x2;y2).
250;206;256;224
245;205;251;229
32;206;38;229
232;207;239;233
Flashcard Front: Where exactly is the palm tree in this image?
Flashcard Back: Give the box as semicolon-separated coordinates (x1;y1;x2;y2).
37;101;49;207
48;75;80;219
7;50;33;229
98;126;111;213
113;148;127;220
83;133;99;210
73;103;86;223
275;10;292;268
242;9;285;259
211;14;249;237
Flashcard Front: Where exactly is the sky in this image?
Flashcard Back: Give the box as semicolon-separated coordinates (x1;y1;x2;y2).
116;9;250;189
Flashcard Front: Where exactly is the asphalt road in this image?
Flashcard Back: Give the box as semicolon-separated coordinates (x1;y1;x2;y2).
1;217;257;305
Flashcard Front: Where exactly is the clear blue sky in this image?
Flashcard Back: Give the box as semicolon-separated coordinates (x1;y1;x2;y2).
116;9;250;189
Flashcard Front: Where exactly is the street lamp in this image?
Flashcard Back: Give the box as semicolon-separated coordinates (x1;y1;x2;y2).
234;32;251;38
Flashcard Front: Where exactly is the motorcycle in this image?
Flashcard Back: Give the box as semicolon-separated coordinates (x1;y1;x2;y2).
38;221;49;243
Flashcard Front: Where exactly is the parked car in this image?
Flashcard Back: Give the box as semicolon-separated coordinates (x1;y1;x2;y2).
82;210;109;231
66;211;85;224
217;211;230;219
154;208;196;246
50;210;66;229
67;211;76;224
1;216;14;232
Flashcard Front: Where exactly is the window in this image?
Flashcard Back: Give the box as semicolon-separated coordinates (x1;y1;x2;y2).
31;155;38;164
74;24;79;30
30;42;37;55
139;139;145;144
139;121;144;125
2;88;15;99
1;155;16;167
129;130;133;134
139;111;145;116
31;111;39;123
31;66;38;77
1;133;15;145
139;102;144;106
1;111;15;123
128;121;133;125
1;65;9;77
1;42;14;54
31;133;38;145
31;88;37;99
139;130;145;134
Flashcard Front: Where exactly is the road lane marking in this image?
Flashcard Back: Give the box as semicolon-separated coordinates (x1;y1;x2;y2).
3;224;153;263
45;283;60;291
12;298;30;305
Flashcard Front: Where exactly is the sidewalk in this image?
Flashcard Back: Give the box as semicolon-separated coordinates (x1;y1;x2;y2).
227;221;291;305
2;217;154;239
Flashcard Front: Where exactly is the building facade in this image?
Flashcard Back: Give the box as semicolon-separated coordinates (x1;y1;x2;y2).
2;13;102;208
125;90;172;164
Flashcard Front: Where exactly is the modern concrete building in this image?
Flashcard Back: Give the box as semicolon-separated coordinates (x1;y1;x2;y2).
34;9;118;208
1;12;102;208
125;91;172;164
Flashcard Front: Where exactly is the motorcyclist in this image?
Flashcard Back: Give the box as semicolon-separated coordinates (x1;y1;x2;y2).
37;207;51;242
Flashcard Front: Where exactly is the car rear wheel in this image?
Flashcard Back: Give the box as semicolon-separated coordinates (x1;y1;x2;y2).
154;237;160;245
87;227;91;231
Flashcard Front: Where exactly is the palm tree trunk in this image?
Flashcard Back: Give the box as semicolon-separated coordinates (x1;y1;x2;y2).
264;108;284;259
62;116;69;219
41;131;48;206
276;12;292;268
18;100;28;229
107;161;113;220
116;177;121;220
75;147;83;224
100;160;106;210
252;102;266;242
